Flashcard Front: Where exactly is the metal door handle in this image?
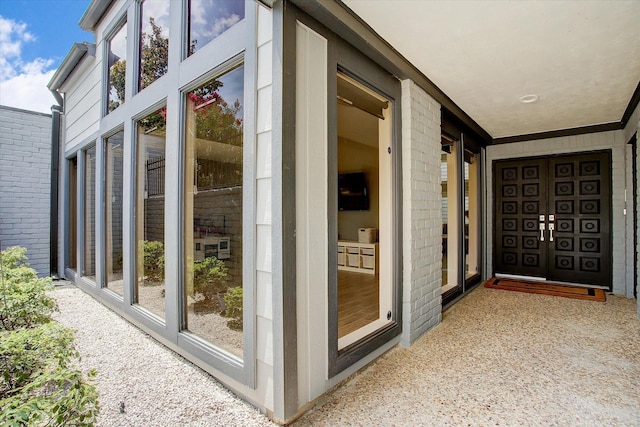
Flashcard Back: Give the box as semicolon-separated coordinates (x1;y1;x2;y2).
549;223;554;242
539;222;545;241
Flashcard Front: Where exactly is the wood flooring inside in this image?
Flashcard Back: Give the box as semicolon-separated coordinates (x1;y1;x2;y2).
338;271;379;338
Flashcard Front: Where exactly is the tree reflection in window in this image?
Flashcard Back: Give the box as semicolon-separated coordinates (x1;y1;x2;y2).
184;65;245;356
188;0;245;56
139;0;170;91
108;22;127;112
187;67;243;191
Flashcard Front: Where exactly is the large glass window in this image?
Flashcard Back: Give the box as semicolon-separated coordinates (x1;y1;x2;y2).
187;0;245;56
136;108;167;318
138;0;170;91
105;131;124;296
440;132;483;306
108;22;127;113
184;65;244;357
83;146;96;280
441;140;458;294
464;151;480;281
67;157;78;271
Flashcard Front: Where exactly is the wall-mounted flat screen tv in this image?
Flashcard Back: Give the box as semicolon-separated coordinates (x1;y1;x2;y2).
338;172;369;211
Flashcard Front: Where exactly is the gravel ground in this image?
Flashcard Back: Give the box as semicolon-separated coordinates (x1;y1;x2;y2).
296;286;640;426
51;282;640;426
51;285;274;427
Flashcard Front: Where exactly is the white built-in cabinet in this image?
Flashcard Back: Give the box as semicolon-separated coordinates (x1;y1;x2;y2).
337;241;377;275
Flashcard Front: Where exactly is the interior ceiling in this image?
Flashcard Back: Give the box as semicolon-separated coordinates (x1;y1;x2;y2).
343;0;640;139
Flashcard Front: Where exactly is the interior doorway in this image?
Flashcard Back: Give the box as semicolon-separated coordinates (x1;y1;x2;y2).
494;151;612;287
336;72;393;349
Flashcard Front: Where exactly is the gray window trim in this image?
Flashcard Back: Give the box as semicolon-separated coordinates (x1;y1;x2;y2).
62;155;76;275
271;0;298;420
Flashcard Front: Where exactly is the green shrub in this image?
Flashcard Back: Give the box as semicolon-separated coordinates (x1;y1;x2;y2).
192;257;228;301
0;247;56;330
140;240;165;284
0;246;99;426
223;286;243;331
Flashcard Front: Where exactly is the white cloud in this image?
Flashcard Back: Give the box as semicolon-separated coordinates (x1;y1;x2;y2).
0;15;57;114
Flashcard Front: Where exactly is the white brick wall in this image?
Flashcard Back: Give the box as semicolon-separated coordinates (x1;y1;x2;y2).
0;106;52;276
401;80;442;346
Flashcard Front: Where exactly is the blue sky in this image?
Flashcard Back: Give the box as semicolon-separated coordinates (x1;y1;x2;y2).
1;0;92;113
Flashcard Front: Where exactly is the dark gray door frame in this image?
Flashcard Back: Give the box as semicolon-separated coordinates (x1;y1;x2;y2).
629;133;638;298
289;5;403;378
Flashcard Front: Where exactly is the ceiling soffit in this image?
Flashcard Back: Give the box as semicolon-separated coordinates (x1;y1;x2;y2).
343;0;640;139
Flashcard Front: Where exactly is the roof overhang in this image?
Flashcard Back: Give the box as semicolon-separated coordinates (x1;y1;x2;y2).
47;42;96;94
79;0;113;32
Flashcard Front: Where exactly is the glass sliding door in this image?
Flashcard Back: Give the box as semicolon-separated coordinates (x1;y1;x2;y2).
135;108;167;319
441;131;483;307
335;72;393;350
67;157;78;272
464;150;480;282
83;146;97;281
105;130;125;296
441;135;460;295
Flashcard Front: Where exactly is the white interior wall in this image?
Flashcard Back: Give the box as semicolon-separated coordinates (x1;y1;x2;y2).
337;136;379;241
485;130;632;297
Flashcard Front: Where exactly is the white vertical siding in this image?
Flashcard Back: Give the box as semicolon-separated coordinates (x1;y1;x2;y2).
295;21;329;404
255;3;275;411
61;53;101;151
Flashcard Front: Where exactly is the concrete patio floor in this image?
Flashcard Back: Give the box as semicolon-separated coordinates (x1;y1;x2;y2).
295;286;640;426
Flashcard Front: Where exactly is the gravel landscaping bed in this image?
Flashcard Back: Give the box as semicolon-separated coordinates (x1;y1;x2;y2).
51;284;274;427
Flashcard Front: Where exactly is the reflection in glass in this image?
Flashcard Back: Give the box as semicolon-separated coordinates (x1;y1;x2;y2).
464;152;480;280
83;146;96;280
136;108;167;318
441;141;458;293
67;157;78;271
188;0;245;56
105;131;124;296
108;22;127;113
184;66;244;357
139;0;170;91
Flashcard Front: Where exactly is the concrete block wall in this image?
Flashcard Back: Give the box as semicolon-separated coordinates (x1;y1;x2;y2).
400;80;442;346
0;106;52;277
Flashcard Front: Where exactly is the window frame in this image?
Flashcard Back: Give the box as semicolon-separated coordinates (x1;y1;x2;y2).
103;14;129;117
177;51;256;384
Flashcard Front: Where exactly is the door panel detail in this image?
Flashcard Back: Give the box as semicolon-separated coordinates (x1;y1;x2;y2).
494;152;611;287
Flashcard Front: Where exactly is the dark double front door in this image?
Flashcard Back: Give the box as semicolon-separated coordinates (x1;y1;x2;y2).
494;152;611;287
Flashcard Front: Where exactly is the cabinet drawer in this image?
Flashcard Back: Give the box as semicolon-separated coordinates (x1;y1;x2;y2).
361;255;375;269
361;247;375;256
346;247;360;254
347;254;361;267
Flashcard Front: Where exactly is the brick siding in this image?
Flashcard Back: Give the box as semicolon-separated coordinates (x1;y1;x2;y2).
0;106;52;276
